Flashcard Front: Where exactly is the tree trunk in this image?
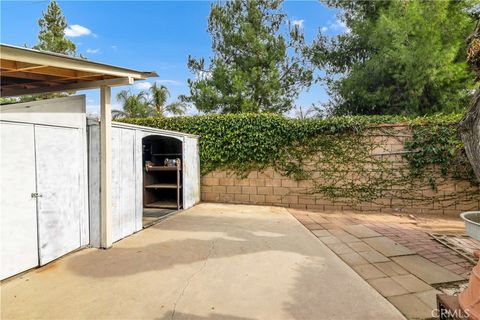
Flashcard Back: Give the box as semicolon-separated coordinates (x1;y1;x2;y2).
459;88;480;182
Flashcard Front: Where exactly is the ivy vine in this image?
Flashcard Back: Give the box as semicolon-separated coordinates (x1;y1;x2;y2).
121;113;479;209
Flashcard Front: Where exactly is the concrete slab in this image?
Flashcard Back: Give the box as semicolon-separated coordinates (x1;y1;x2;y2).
392;255;465;285
363;237;415;257
1;203;405;320
343;225;381;238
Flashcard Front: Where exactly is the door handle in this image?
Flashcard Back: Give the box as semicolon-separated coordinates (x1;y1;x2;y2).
31;193;43;198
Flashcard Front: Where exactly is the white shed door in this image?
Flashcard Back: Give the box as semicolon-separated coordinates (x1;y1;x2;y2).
35;126;84;265
0;122;39;279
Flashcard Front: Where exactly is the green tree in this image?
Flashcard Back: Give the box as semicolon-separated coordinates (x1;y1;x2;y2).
184;0;313;114
32;0;76;56
0;1;78;105
150;83;187;116
112;90;155;119
314;0;476;115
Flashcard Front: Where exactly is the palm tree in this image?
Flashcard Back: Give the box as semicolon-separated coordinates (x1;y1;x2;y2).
111;90;155;119
149;83;187;116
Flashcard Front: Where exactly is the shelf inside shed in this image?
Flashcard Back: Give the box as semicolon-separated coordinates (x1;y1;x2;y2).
144;200;178;209
145;183;182;189
142;135;183;212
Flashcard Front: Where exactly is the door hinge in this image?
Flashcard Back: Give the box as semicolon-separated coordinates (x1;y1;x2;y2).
31;192;43;198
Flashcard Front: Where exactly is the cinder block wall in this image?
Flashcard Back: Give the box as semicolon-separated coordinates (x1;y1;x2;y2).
200;126;480;216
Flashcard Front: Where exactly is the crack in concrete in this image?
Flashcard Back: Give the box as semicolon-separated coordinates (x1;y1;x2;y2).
171;240;216;320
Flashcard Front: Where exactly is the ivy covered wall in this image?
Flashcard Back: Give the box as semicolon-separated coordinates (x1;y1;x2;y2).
122;113;479;214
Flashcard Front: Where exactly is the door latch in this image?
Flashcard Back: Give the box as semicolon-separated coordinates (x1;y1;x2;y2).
31;193;43;198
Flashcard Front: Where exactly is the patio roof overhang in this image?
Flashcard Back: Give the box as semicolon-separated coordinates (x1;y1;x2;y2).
0;43;158;249
0;43;157;97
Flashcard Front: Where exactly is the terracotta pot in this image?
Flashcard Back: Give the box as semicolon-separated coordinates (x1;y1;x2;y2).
459;250;480;320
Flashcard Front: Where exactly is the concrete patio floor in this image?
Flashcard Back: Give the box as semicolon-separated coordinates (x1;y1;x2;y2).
1;203;404;320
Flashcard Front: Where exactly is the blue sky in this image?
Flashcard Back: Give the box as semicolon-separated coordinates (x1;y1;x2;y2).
1;1;346;115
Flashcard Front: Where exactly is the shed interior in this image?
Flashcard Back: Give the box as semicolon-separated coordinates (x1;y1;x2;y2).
142;135;183;226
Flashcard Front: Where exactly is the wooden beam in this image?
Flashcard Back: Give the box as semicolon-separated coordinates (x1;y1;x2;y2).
1;59;101;79
100;85;112;249
1;45;157;79
1;65;49;75
1;77;134;97
0;74;111;90
0;69;64;81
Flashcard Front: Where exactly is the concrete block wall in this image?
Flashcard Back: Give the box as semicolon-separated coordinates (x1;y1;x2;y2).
200;126;480;216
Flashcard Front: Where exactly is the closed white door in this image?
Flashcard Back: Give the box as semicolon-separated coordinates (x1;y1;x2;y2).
35;125;84;265
0;122;39;279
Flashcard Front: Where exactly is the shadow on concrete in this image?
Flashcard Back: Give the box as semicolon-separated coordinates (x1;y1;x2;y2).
155;311;256;320
67;213;320;278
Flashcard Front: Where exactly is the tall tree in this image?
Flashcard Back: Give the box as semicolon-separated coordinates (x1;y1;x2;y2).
32;0;76;56
149;83;187;116
184;0;313;114
314;0;476;115
460;7;480;182
1;0;78;104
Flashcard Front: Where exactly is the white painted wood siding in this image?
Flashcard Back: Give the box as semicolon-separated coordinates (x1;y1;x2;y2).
0;122;39;279
35;125;84;265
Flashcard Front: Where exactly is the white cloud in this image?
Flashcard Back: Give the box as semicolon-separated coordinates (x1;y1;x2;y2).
155;79;182;86
86;48;100;54
292;19;304;28
134;82;152;90
330;19;350;33
111;45;118;50
133;79;183;91
321;19;349;34
65;24;92;37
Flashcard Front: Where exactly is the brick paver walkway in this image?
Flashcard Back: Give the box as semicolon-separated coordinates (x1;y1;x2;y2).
288;208;480;320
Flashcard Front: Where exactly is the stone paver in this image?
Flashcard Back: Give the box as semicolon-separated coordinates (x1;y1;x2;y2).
312;229;331;237
359;250;390;263
289;208;476;319
391;274;434;293
348;241;373;252
388;294;435;320
367;278;409;297
337;234;361;243
352;264;386;280
415;290;442;310
326;243;356;255
318;236;341;245
343;225;381;238
392;255;465;284
373;262;409;277
339;252;369;266
363;237;415;257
